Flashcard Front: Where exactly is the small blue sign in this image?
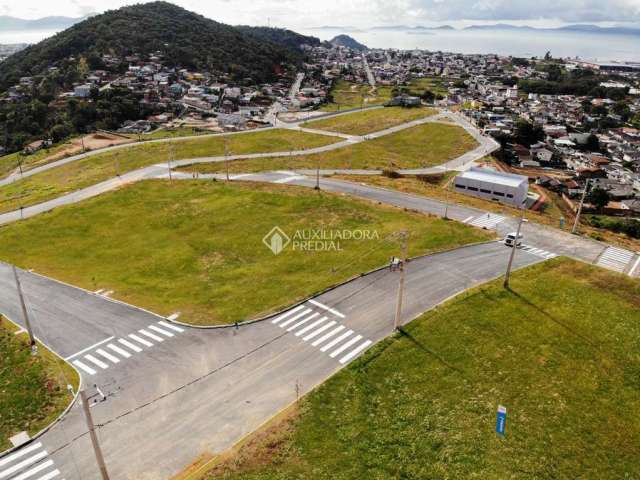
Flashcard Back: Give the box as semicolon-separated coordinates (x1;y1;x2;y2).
496;405;507;436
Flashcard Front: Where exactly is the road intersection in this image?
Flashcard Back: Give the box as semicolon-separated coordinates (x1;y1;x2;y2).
0;106;638;479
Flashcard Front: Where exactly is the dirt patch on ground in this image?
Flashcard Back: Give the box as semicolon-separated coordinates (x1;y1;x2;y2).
69;132;134;151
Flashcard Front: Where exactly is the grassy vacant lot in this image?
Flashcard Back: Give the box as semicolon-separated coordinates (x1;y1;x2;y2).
0;181;490;326
0;129;338;215
199;259;640;480
407;76;451;97
0;317;79;451
302;107;436;136
181;122;477;174
320;79;394;112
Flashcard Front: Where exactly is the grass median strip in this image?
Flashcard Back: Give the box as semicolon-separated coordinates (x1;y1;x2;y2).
302;107;436;136
180;122;477;175
197;259;640;479
0;316;79;451
0;129;339;215
0;180;491;326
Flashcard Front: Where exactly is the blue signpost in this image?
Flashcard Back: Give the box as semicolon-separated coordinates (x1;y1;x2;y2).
496;405;507;436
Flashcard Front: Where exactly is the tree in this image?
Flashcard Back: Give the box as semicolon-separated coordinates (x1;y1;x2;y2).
588;188;610;212
514;119;544;147
585;134;600;152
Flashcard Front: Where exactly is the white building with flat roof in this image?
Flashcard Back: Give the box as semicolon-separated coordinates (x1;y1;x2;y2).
454;167;529;207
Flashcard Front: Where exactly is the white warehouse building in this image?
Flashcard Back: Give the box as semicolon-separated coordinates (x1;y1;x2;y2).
454;168;529;207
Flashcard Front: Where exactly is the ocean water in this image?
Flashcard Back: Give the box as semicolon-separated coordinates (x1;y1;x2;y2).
300;28;640;62
1;27;638;63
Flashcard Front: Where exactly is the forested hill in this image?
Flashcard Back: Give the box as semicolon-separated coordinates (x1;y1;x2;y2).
236;26;321;51
0;2;311;89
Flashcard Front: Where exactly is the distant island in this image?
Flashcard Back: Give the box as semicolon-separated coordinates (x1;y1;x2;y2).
0;15;87;31
330;34;367;51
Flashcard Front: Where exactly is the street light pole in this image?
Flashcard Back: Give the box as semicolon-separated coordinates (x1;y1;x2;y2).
503;202;526;289
168;145;173;182
80;390;111;480
224;137;230;181
393;231;409;331
572;179;590;235
444;175;452;220
12;265;36;351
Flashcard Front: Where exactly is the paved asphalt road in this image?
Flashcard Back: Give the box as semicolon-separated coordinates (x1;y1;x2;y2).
1;242;541;479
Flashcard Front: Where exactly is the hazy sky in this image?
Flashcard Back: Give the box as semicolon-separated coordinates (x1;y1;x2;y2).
2;0;640;28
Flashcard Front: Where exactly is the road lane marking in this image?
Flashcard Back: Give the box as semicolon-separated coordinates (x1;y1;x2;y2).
339;340;373;364
167;312;180;321
271;305;306;324
308;299;345;318
0;450;47;478
118;338;142;352
148;325;174;337
139;329;164;342
158;320;184;332
11;460;54;480
329;335;363;358
96;348;120;364
64;336;115;361
107;343;131;358
128;334;153;347
279;309;313;328
295;317;328;337
320;330;353;352
303;321;336;342
311;325;345;347
286;312;319;332
35;470;60;480
0;443;42;467
72;360;97;376
85;354;109;369
462;215;474;223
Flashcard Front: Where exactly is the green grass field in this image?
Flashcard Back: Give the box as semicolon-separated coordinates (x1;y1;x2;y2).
0;129;338;215
408;76;451;97
201;259;640;480
136;127;212;140
181;122;477;174
0;317;79;451
0;181;490;326
320;79;394;112
302;107;436;136
0;142;79;179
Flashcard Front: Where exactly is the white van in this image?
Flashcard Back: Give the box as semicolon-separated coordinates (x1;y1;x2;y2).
504;232;523;247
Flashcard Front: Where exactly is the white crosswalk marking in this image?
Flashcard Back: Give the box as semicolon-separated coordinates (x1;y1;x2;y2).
279;309;312;328
118;338;142;353
469;213;506;229
85;354;109;369
330;335;363;358
96;348;120;364
148;325;174;337
72;359;97;376
320;330;353;352
597;246;634;273
139;329;164;342
158;320;184;332
0;442;63;480
520;244;557;260
12;459;54;480
311;325;345;347
295;317;328;337
129;334;153;347
272;305;306;324
303;321;336;342
107;343;131;358
339;340;373;364
0;443;42;468
0;450;47;478
286;312;319;332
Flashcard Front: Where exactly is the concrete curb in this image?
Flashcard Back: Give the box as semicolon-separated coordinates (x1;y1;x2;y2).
0;315;82;459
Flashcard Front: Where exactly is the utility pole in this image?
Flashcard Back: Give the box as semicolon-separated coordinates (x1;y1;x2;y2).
168;145;173;182
80;390;111;480
572;179;590;235
224;137;230;181
314;147;320;190
444;175;452;220
12;265;36;351
503;202;526;289
393;231;409;331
